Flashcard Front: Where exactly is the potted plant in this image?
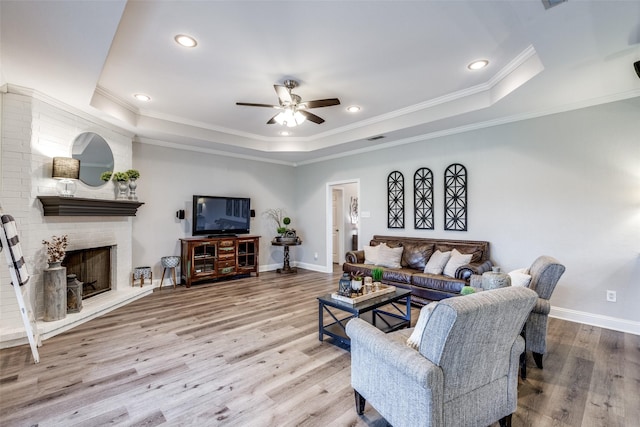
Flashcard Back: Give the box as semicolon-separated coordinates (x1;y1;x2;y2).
125;169;140;201
100;171;113;182
263;208;285;236
125;169;140;180
372;267;384;290
351;270;364;294
111;171;129;199
42;235;68;268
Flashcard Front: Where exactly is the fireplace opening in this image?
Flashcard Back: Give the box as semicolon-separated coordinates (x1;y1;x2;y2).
62;246;112;299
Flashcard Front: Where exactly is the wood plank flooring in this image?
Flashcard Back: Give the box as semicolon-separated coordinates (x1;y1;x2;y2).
1;268;638;426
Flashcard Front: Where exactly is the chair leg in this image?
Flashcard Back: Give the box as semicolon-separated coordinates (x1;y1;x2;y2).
532;352;544;369
160;268;166;290
520;351;527;380
499;414;512;427
354;390;366;415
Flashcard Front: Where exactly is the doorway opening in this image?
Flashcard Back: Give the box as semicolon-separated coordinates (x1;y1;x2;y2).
326;179;360;272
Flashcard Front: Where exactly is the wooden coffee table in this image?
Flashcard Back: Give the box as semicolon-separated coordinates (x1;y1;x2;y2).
317;288;412;348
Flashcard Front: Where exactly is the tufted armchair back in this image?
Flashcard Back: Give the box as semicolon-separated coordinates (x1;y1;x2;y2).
528;255;565;300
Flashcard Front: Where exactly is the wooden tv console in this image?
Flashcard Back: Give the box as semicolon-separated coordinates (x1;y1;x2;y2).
179;235;260;288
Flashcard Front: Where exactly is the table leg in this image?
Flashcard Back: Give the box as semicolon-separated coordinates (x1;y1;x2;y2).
276;245;297;274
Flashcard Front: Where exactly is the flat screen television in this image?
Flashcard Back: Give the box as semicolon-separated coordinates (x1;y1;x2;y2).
192;195;251;236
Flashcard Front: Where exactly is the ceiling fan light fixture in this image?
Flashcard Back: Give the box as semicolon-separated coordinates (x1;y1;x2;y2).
468;59;489;70
275;108;306;127
174;34;197;48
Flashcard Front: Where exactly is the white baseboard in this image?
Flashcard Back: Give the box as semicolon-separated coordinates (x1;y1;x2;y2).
295;262;332;273
550;306;640;336
260;262;331;273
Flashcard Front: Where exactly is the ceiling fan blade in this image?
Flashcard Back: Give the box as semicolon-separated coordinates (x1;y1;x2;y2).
298;110;325;124
266;114;278;125
236;102;281;108
301;98;341;109
274;85;292;104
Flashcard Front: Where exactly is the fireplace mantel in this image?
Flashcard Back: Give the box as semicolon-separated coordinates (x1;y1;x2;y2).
38;196;144;216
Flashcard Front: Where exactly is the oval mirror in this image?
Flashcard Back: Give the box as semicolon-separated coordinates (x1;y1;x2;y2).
71;132;114;187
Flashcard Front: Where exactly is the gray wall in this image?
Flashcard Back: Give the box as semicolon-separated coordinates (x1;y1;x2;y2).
131;144;296;274
293;99;640;330
132;99;640;332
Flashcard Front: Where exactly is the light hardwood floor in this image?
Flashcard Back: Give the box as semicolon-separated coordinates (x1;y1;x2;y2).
1;269;638;426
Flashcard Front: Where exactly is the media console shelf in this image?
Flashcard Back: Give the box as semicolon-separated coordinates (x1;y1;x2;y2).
180;235;260;288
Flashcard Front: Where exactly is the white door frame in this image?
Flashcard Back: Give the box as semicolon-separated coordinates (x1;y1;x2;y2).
332;187;343;265
326;179;360;273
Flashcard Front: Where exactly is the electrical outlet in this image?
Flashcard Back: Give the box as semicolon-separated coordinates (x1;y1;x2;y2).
606;290;617;302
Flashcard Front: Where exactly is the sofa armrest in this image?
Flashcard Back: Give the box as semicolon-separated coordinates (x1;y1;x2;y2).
455;260;493;281
345;250;365;264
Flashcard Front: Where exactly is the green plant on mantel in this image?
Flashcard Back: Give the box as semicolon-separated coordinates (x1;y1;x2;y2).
111;172;129;182
125;169;140;180
100;171;113;182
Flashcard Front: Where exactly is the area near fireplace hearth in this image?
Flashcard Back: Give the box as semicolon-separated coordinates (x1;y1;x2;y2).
0;87;151;348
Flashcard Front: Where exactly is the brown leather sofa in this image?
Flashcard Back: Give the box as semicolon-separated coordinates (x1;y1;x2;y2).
343;235;493;305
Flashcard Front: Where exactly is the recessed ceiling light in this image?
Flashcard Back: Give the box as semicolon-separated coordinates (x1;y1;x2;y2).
468;59;489;70
175;34;197;48
279;131;291;136
133;93;151;102
346;105;361;113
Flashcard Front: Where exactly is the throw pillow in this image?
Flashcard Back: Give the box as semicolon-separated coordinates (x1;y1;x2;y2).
364;245;381;265
375;244;404;269
442;249;473;278
407;302;437;350
423;250;452;275
435;244;483;263
401;242;435;270
509;268;532;287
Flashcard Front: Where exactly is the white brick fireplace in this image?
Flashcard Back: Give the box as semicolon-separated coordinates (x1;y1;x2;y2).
0;86;151;348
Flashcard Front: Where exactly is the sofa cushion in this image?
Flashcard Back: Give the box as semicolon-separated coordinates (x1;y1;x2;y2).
443;249;473;278
376;244;403;269
412;273;466;293
435;243;483;263
424;250;451;275
401;242;435;270
382;267;413;284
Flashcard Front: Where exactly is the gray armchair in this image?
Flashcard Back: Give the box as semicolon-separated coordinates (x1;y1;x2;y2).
470;255;565;370
346;286;537;427
523;255;565;369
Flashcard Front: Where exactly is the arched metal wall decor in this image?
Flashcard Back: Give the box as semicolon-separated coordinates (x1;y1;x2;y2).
414;167;434;229
444;163;468;231
387;171;405;228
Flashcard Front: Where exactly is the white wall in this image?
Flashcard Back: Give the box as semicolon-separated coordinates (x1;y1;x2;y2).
131;143;296;277
0;90;135;335
294;99;640;331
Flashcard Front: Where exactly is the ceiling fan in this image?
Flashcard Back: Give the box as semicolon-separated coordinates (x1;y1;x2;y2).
236;80;340;127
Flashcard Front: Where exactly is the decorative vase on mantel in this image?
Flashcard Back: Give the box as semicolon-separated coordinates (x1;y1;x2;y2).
117;181;128;200
128;178;138;201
